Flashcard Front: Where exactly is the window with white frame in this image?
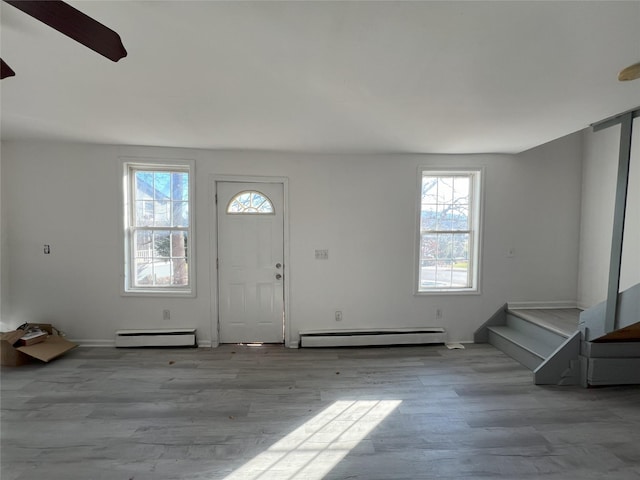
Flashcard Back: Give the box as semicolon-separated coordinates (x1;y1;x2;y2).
417;169;482;293
123;161;194;295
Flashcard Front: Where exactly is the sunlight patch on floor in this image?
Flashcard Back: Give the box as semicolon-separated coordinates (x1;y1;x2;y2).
222;399;401;480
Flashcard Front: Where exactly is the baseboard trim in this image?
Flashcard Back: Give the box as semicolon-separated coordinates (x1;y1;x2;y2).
508;300;579;310
72;339;213;348
299;327;446;348
72;339;115;347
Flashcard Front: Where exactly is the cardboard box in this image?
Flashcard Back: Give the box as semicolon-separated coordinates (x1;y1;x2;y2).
0;323;77;366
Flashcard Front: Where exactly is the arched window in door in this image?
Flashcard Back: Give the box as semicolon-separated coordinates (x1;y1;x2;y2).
227;190;274;214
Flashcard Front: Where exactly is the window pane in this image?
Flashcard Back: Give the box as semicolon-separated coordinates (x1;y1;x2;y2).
172;258;188;286
135;172;154;200
251;192;265;208
171;232;187;257
154;201;170;226
434;205;446;231
452;205;469;231
154;172;170;200
438;204;454;230
132;229;188;287
452;233;469;261
134;230;153;259
238;193;251;208
421;234;437;261
437;177;453;203
227;191;274;214
135;259;153;286
422;207;437;230
419;234;437;288
153;231;171;258
435;265;453;286
172;172;189;201
258;201;273;213
152;259;172;285
453;176;469;203
452;233;469;287
173;201;189;227
422;177;438;204
135;201;154;227
436;233;453;262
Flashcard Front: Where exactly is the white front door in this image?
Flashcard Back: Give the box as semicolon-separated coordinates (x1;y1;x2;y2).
217;182;284;343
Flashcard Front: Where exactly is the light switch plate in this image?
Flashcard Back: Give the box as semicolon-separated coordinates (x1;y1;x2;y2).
315;249;329;260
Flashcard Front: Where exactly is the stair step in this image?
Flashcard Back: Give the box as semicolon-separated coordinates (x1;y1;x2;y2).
508;308;579;337
506;312;568;351
488;326;555;370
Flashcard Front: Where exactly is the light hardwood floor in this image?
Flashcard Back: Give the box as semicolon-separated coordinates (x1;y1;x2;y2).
2;343;640;479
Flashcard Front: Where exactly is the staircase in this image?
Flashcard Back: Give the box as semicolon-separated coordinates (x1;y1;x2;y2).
475;305;581;385
579;283;640;386
476;284;640;386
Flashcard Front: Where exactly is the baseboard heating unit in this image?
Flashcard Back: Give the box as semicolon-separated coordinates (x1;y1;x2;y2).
299;327;446;348
115;328;197;347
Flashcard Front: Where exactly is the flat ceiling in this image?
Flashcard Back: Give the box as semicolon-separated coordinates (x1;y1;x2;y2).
1;1;639;154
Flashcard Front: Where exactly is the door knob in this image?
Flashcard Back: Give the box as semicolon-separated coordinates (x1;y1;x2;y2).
275;274;282;280
276;263;282;269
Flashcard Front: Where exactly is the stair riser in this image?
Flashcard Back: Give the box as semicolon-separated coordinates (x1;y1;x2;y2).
488;330;544;370
506;314;566;350
587;358;640;386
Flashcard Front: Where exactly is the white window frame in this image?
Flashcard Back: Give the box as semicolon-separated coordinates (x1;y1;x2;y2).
415;167;483;295
121;158;195;297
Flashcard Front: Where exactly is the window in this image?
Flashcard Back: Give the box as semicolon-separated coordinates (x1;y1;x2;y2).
417;168;482;293
122;161;194;295
227;191;274;214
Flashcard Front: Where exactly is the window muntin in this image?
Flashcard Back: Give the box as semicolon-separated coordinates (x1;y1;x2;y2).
124;163;193;294
227;190;274;214
418;170;481;293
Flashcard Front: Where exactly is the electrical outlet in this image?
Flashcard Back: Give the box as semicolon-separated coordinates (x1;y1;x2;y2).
435;308;443;320
163;309;170;321
335;311;342;321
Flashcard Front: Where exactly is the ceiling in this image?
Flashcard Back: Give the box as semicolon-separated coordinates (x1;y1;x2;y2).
1;1;639;154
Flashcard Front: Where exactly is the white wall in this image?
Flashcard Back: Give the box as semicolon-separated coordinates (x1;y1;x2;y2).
0;146;4;330
578;120;640;309
1;134;582;344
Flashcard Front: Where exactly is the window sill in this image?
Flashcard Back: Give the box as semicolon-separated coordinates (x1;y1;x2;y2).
122;288;195;298
415;289;480;296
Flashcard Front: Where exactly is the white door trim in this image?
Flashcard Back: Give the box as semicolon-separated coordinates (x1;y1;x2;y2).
209;175;291;347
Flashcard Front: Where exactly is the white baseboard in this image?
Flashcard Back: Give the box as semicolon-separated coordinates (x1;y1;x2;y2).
508;300;578;310
71;339;115;347
299;327;446;348
72;339;213;348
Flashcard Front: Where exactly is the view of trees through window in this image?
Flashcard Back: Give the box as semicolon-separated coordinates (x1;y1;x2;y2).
419;173;475;290
227;191;274;214
132;169;189;288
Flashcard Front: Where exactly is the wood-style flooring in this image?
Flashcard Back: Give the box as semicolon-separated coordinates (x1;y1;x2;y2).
2;343;640;479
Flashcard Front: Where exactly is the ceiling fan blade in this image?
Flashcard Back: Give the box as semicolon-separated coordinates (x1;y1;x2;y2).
3;0;127;62
618;62;640;82
1;58;16;79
